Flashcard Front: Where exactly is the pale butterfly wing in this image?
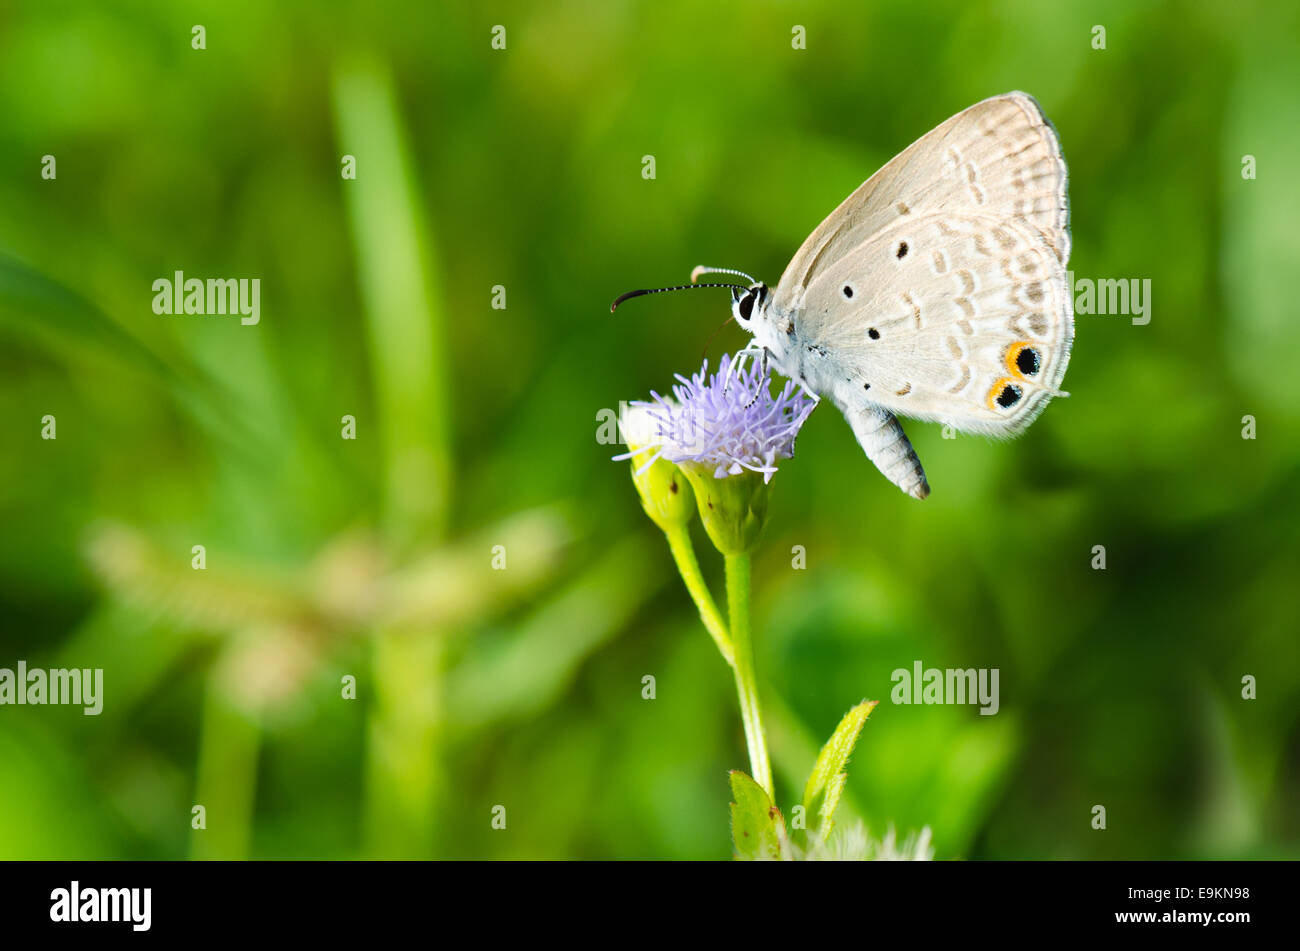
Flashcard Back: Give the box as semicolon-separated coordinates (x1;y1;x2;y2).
804;210;1072;436
764;91;1071;499
774;90;1070;304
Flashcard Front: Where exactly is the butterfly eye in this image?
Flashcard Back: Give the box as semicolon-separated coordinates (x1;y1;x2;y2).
989;379;1024;410
1006;342;1042;377
737;292;755;321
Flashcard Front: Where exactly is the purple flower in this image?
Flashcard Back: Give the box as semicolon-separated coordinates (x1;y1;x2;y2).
617;354;817;484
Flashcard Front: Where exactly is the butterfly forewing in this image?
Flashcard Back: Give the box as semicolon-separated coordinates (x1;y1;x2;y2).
774;91;1070;309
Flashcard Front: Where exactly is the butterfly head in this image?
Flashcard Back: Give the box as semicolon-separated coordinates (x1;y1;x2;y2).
729;280;791;357
729;282;769;327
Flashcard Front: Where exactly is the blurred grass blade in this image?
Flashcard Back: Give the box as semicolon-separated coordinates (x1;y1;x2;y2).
0;251;253;448
445;536;665;731
190;679;261;861
333;54;453;858
0;250;179;379
802;699;877;839
332;55;451;549
364;629;443;858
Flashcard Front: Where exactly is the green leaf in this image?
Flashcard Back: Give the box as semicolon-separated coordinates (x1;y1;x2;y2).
729;769;788;860
802;699;878;839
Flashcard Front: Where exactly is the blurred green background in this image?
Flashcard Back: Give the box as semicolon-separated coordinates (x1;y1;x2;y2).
2;0;1297;860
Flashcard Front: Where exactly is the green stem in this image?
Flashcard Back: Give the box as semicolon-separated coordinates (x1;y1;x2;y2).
335;57;450;858
365;629;443;858
725;552;772;798
664;525;734;667
191;680;260;860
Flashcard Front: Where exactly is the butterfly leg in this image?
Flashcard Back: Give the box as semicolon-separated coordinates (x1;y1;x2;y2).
741;348;772;409
721;344;766;397
794;375;821;405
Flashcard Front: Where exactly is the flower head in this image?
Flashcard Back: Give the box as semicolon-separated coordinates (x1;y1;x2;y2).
615;354;816;555
627;353;816;484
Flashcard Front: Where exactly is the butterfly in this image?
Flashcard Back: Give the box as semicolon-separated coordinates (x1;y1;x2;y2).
613;92;1072;499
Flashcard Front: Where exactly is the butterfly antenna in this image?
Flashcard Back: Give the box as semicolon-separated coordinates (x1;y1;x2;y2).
610;282;747;313
691;265;757;285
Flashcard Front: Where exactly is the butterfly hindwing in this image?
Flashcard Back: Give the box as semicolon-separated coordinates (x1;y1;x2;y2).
799;211;1072;437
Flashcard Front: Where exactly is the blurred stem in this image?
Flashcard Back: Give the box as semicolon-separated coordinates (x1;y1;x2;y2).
664;525;734;667
333;56;451;545
726;553;772;798
334;55;451;858
191;683;260;860
365;630;443;858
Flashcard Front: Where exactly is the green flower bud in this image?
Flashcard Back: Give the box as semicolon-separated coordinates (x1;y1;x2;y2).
628;447;695;531
678;463;769;556
620;405;695;532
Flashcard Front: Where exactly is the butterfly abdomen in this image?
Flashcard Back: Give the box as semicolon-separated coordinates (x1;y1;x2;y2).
841;401;930;500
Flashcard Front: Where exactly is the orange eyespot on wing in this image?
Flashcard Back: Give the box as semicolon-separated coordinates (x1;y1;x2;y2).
1005;342;1042;379
988;378;1024;411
